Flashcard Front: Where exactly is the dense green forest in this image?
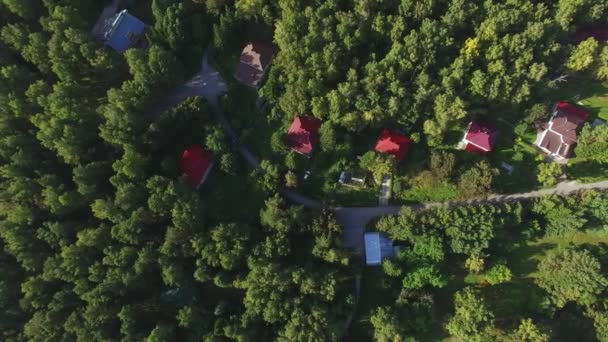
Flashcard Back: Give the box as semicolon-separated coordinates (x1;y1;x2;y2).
1;0;608;341
363;191;608;342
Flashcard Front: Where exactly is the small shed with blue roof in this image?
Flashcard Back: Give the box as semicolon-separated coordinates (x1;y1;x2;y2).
364;232;395;266
102;10;146;53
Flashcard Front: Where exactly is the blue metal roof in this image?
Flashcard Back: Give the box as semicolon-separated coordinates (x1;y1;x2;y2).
103;10;145;53
364;232;394;266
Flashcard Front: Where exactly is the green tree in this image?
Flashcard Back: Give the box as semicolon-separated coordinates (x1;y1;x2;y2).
577;124;608;163
508;318;550;342
285;171;298;188
537;163;562;186
535;248;608;308
567;38;599;72
430;151;456;180
446;287;494;342
483;264;512;285
205;125;228;153
457;160;499;198
370;306;408;342
319;122;337;152
220;153;237;175
359;151;396;184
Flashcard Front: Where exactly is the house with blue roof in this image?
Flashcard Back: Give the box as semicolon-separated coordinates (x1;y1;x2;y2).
101;10;146;53
364;232;395;266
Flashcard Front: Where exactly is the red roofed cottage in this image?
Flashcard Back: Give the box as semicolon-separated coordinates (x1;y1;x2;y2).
287;116;322;155
461;121;498;154
535;102;589;160
375;129;411;161
180;145;214;188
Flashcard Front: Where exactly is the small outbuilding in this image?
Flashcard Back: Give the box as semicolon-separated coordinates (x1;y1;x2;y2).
180;145;214;188
374;129;411;161
234;42;275;88
101;10;146;53
338;171;366;187
286;116;322;156
461;120;498;154
364;232;395;266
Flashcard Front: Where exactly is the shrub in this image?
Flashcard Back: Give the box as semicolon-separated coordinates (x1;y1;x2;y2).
285;171;298;188
457;160;499;199
483;264;512;285
537;163;561;186
271;131;287;154
465;255;485;274
284;151;300;170
514;123;529;137
524;104;549;124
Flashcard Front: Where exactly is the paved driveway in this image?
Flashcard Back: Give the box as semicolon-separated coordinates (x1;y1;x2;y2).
378;176;391;206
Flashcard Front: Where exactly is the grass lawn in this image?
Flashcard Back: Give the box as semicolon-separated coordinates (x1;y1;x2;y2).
567;158;608;183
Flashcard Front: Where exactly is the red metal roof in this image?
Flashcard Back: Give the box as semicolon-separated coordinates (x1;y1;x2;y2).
287;116;322;155
374;129;411;161
464;121;498;153
180;145;213;187
556;101;589;121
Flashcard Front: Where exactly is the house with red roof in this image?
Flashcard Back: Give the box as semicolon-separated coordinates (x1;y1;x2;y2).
180;145;214;188
535;102;589;160
287;116;322;155
461;121;498;154
234;42;275;88
374;129;411;161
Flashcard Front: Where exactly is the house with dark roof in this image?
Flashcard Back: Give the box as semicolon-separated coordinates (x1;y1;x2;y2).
535;102;589;160
286;116;322;155
364;232;395;266
234;42;274;88
461;120;498;154
375;129;411;161
180;145;214;188
101;10;146;53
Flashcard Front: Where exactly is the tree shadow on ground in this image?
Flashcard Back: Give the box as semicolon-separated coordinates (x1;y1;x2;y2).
568;159;608;181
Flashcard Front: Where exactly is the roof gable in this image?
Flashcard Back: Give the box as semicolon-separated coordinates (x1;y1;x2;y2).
287;116;322;155
375;129;411;161
180;145;213;187
103;10;146;53
364;232;394;266
235;42;275;88
550;102;589;144
464;121;498;152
